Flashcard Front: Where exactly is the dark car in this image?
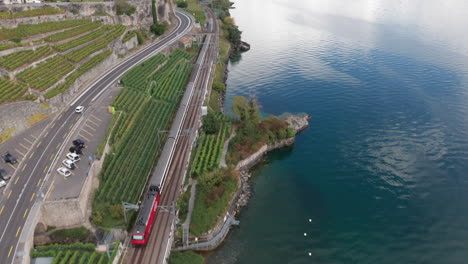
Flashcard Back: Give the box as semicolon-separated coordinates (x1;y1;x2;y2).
3;152;17;164
72;139;85;148
69;146;83;155
0;169;10;180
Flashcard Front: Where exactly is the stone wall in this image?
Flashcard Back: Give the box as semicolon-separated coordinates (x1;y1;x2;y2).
40;155;99;228
0;101;57;138
0;0;174;30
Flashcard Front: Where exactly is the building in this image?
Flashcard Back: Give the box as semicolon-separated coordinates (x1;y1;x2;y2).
178;36;194;50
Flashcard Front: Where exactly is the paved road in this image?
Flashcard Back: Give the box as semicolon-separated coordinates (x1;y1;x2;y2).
126;6;219;264
0;11;193;263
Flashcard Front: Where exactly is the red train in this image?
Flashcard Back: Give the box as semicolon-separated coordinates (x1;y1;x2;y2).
131;185;160;245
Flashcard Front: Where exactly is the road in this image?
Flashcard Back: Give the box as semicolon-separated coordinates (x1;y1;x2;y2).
125;6;219;264
0;10;193;263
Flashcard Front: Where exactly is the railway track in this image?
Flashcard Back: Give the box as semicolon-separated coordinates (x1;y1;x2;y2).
125;6;219;264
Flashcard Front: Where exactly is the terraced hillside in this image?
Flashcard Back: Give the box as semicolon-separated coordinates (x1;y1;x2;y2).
0;18;131;105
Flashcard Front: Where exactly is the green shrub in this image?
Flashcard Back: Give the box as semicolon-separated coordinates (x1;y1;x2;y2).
50;227;91;241
168;251;204;264
176;1;188;8
115;0;136;16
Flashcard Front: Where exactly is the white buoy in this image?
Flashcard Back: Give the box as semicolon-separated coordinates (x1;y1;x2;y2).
309;219;312;222
304;233;307;237
309;252;312;256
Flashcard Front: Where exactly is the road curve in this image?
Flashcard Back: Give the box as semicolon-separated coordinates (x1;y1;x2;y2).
0;11;193;264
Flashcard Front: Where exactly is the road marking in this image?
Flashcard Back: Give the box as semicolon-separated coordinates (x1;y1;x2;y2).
8;246;13;257
63;133;68;139
50;154;54;161
31;135;37;140
69;124;74;130
22;164;28;172
15;177;20;184
19;143;29;151
7;190;12;199
15;226;21;237
78;133;90;141
87;118;99;126
24;138;33;145
44;131;49;137
37;141;42;148
45;182;55;200
0;205;4;215
56;143;61;150
8;163;16;170
43;166;49;174
23;208;29;219
85;123;96;131
30;193;36;201
15;148;25;157
81;128;93;136
37;178;42;187
91;114;102;122
50;122;56;128
29;150;36;158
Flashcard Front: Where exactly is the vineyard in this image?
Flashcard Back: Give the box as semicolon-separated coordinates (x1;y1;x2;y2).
17;55;74;91
0;7;63;19
0;19;90;41
44;22;100;43
55;26;106;52
65;25;125;63
30;242;118;264
0;19;127;102
0;78;27;104
191;116;232;177
92;50;195;226
0;45;53;70
44;50;113;99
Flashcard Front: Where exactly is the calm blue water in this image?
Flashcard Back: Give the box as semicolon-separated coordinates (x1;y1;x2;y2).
208;1;468;263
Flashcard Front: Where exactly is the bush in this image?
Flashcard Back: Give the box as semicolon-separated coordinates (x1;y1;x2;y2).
135;30;146;45
169;251;204;264
176;1;188;8
10;38;21;43
115;0;136;16
50;227;91;241
150;23;166;36
212;81;225;93
202;112;220;134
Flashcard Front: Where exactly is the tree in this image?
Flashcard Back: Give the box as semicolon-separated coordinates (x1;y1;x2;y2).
232;96;249;121
202;112;220;134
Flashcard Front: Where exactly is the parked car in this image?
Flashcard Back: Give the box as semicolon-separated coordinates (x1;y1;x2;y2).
57;167;71;177
0;180;6;188
3;152;17;164
69;146;83;155
75;106;84;113
0;169;10;181
66;152;80;162
62;159;76;170
72;139;85;148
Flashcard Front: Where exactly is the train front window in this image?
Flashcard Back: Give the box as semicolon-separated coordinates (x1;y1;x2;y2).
133;235;144;240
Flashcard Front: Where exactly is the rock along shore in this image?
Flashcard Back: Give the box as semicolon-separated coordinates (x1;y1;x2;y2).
233;113;310;214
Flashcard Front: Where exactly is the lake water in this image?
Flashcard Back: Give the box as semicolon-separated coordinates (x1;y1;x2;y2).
207;0;468;263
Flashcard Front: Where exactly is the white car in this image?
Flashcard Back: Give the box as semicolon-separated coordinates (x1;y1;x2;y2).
0;180;6;188
62;159;76;170
66;152;80;162
57;167;71;177
75;106;84;113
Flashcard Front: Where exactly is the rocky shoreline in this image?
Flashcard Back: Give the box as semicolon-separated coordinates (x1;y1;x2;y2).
233;114;310;215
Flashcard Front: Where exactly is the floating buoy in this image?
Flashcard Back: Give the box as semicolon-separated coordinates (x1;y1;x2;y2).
309;219;312;222
304;233;307;237
309;252;312;256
